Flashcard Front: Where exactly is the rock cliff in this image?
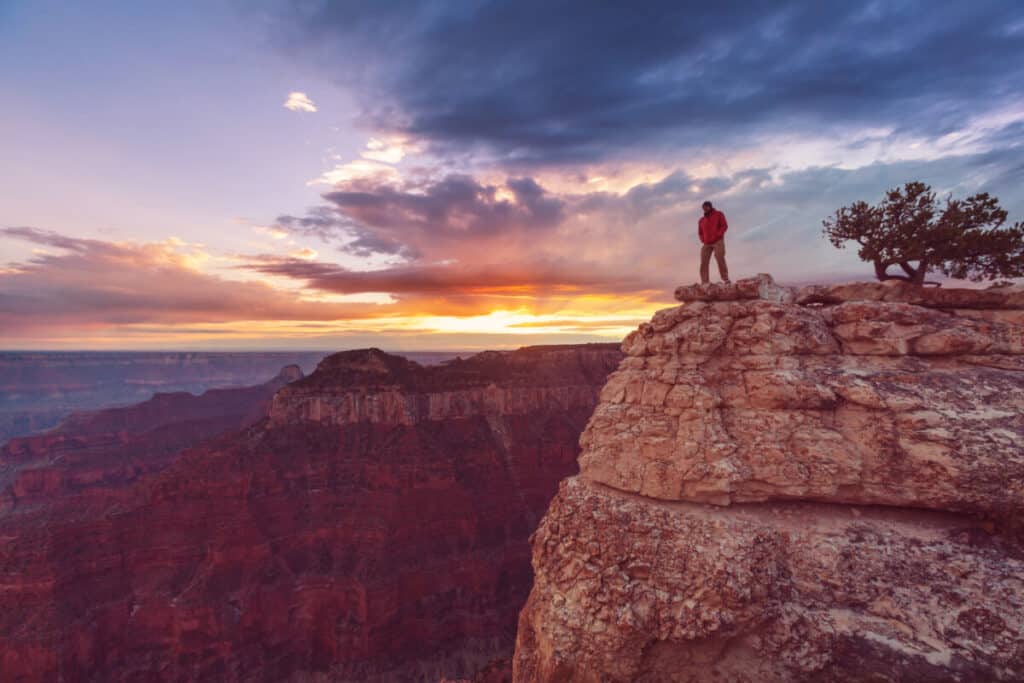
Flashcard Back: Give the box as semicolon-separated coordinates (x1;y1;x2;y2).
0;344;620;682
514;275;1024;682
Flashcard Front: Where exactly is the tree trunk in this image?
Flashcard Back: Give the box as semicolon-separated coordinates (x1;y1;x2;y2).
912;260;928;284
872;259;935;285
899;261;930;284
873;260;914;283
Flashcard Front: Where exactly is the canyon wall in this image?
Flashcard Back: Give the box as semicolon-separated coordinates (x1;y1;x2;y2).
0;365;302;511
0;344;620;682
514;275;1024;682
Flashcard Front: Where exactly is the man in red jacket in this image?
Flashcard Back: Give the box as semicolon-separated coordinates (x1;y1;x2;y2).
698;200;730;284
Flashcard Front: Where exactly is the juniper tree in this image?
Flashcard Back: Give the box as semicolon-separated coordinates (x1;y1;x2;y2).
822;181;1024;284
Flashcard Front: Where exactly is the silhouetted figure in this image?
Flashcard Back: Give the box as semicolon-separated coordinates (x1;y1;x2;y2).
698;200;730;284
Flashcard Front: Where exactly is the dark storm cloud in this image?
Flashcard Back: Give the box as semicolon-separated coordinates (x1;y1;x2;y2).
274;206;348;242
274;173;567;260
274;206;414;258
272;0;1024;164
323;173;565;236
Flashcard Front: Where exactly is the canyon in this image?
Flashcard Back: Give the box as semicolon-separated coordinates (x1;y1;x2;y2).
513;275;1024;682
0;344;620;682
1;365;304;510
4;275;1022;682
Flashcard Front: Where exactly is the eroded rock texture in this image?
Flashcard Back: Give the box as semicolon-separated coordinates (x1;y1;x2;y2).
514;276;1024;682
0;345;620;682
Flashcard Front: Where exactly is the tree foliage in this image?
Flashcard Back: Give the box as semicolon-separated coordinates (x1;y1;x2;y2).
822;181;1024;284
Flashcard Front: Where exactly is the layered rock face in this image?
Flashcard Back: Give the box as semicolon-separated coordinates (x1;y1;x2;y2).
0;344;620;682
270;346;617;427
514;275;1024;682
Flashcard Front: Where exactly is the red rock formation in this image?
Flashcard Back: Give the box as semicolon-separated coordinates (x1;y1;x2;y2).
0;365;303;511
514;276;1024;682
0;344;621;682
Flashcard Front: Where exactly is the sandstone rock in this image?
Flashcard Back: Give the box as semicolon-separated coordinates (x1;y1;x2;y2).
796;279;1024;309
515;478;1024;682
674;273;793;303
515;276;1024;682
590;287;1024;515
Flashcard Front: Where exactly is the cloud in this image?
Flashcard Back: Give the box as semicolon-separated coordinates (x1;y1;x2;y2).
0;227;377;337
307;136;427;186
269;1;1024;166
361;136;420;163
258;143;1024;307
276;172;571;263
283;91;317;112
289;247;319;260
322;173;565;246
308;158;400;186
257;1;1024;310
240;255;652;298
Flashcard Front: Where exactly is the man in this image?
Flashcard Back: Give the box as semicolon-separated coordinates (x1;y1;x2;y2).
698;200;730;284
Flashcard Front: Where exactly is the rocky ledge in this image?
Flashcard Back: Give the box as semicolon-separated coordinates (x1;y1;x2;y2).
514;275;1024;682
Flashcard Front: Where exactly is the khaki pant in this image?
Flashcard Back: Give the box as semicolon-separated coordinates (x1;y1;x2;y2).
700;238;729;284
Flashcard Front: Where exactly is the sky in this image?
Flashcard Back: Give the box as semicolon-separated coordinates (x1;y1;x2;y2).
2;0;1023;351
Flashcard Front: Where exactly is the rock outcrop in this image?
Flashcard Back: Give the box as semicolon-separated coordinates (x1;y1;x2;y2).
0;344;621;682
514;275;1024;682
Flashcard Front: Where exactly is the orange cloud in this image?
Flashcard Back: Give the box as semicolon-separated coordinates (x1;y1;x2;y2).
0;228;384;336
0;227;669;348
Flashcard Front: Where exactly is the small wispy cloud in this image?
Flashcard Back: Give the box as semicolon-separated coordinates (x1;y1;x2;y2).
361;136;419;164
283;91;317;113
253;225;290;240
289;247;319;261
307;158;399;187
308;136;424;186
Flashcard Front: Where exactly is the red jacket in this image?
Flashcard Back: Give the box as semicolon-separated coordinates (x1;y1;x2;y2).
698;209;728;244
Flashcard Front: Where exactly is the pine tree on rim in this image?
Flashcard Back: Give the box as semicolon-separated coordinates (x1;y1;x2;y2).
822;181;1024;286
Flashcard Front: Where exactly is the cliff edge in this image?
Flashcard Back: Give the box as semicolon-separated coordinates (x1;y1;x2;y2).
514;274;1024;682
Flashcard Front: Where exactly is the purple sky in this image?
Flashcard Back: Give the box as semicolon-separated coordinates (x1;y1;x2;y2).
2;1;1023;350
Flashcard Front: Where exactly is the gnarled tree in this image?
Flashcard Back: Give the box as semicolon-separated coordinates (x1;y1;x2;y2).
823;181;1024;284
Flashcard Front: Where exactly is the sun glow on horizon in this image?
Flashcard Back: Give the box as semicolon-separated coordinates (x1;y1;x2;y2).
0;294;664;351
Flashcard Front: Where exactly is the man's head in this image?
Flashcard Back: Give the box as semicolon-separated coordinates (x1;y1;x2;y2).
702;201;713;216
